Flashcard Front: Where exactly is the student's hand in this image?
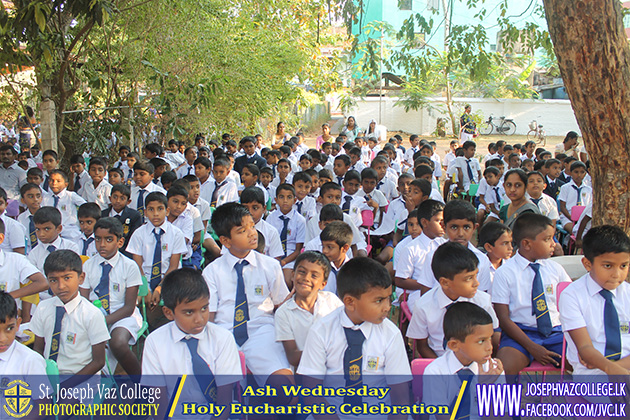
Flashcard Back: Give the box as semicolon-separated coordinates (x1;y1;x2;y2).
404;195;415;212
367;198;378;209
150;287;161;309
578;354;596;370
479;358;504;381
528;343;561;367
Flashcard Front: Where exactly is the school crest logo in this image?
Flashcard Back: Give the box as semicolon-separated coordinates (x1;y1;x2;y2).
152;266;160;276
102;299;109;311
235;309;245;323
51;337;59;352
123;224;129;235
349;364;361;381
3;380;32;418
254;286;263;296
536;299;547;313
621;323;629;334
367;356;379;370
545;285;553;294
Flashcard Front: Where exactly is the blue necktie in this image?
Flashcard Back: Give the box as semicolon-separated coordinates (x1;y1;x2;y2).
49;306;65;362
452;368;474;420
296;201;303;215
494;187;501;204
377;181;384;190
137;189;146;218
184;337;216;403
211;181;226;207
43;175;50;191
152;178;159;184
599;289;622;361
73;174;81;192
342;196;352;214
572;185;583;206
127;169;133;181
82;237;94;256
343;328;365;406
187;166;193;175
466;159;475;184
53;195;59;208
96;262;112;314
150;228;164;290
28;215;37;250
337;176;344;186
530;263;553;337
279;215;289;257
531;197;542;206
233;260;250;346
271;164;277;177
47;245;57;295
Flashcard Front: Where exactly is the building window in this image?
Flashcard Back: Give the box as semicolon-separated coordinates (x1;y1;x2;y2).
399;0;412;10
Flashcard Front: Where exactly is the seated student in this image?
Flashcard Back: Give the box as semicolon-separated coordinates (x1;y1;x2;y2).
124;152;140;185
27;167;44;187
424;302;504;420
526;171;559;225
560;225;630;375
371;156;398;202
306;182;368;257
0;290;47;375
165;139;186;169
193;156;213;203
142;268;241;418
332;154;351;186
69;154;91;195
41;169;86;240
318;168;333;185
357;168;388;228
558;160;592;232
267;183;305;286
259;167;276;207
455;141;482;193
492;213;571;375
80;217;143;377
102;183;142;258
476;166;501;225
107;167;125;187
28;207;81;284
558;156;576;184
149;157;168;187
415;165;445;203
0;217;47;321
298;153;313;172
408;242;499;359
74;203;101;258
275;251;343;368
380;172;414;239
126;192;187;321
18;183;43;253
202;203;292;385
113;145;130;172
304;204;351;258
0;188;26;254
297;257;411;410
293;172;316;220
143;142;162;160
166;185;195;262
417;200;492;293
183;174;211;231
160;170;177;191
208;157;239;208
41;149;59;192
340;169;362;223
348;147;366;173
478;222;513;287
80;157;112;211
129;161;166;220
486;169;540;230
240;164;269;204
240;187;283;259
31;250;110;376
542;158;564;199
320;221;353;294
176;146;198;178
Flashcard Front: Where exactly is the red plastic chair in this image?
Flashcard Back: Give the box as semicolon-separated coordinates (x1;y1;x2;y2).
411;358;434;404
567;205;587;254
400;300;416;357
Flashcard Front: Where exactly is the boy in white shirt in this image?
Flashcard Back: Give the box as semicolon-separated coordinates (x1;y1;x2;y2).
129;161;167;220
208;157;239;208
292;172;317;221
19;183;43;253
558;160;592;232
175;146;197;178
320;221;352;294
75;203;100;258
340;170;363;227
81;157;112;211
69;154;91;196
80;217;143;377
456;141;482;193
478;222;513;290
42;169;86;240
371;156;397;202
240;187;283;259
0;187;26;254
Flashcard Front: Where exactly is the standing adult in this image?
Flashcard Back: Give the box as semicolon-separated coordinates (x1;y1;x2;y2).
339;116;360;143
555;131;580;159
366;119;385;142
315;123;334;150
459;104;476;144
270;122;290;150
0;144;27;201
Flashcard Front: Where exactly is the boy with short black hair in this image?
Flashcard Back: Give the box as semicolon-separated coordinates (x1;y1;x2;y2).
478;221;513;286
320;221;353;294
455;141;481;193
183;174;211;230
558;160;592;232
542;158;564;199
18;183;43;253
41;149;59;192
371;156;398;202
193;156;213;203
75;202;101;257
32;250;110;375
293;171;316;220
408;242;499;359
176;146;198;178
527;171;558;226
298;257;411;410
275;251;342;368
80;217;143;377
149;157;168;187
27;166;44;186
209;157;239;207
166;185;195;263
492;213;571;375
333;154;351;186
43;169;86;240
129;161;166;220
340;169;362;226
0;187;26;254
103;183;143;258
69;154;90;195
81;157;112;210
107;167;125;187
240;187;283;259
560;225;630;375
358;168;388;228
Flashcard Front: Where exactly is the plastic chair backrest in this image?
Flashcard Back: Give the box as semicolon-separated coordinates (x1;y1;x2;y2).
411;358;434;402
468;184;479;196
570;205;586;223
361;210;374;228
239;351;247;376
138;276;149;298
550;256;587;280
557;281;571;305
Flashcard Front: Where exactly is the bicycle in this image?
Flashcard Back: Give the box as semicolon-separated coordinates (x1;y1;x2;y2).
478;115;517;136
527;120;546;146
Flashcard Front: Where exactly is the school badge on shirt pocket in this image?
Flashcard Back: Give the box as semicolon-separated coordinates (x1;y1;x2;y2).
254;285;263;296
366;356;380;371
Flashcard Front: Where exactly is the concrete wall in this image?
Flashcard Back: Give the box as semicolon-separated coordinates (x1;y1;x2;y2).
348;97;581;137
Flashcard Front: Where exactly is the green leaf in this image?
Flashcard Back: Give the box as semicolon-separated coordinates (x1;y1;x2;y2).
34;5;46;32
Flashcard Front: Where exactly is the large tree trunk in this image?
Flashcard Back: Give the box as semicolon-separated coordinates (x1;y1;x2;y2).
543;0;630;228
39;83;58;152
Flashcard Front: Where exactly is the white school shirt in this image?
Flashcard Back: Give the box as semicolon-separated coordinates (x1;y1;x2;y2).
227;170;240;185
424;351;504;420
395;233;446;280
141;322;242;397
350;161;366;173
431;154;443;178
27;236;81;275
443;151;456;169
305;213;368;253
324;258;347;294
192;197;212;224
129;182;167;212
275;292;343;351
383;196;407;234
81;252;143;316
255;218;284;259
175;163;195;179
71;170;91;196
18;209;38;253
407;287;498;356
0;213;26;252
0;340;47;376
304;236;353;261
404;146;419;165
207;179;239;207
356;188;388;227
560;273;630;375
492;252;571;328
172;210;194;259
456;157;481;190
528;193;559;221
294;195;317;221
0;249;39;295
202;250;289;334
42;188;86;240
164;151;186;169
340;192;363;228
0;162;27;200
297;307;412;390
30;294;111;375
572;203;592;236
73;233;98;258
186;202;204;233
266;208;306;256
199;177;215;204
80;179;112;211
558;180;593;210
375;178;397;202
126;221;187;280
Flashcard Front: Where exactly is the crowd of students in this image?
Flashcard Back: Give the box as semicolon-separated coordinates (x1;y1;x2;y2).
0;126;626;419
